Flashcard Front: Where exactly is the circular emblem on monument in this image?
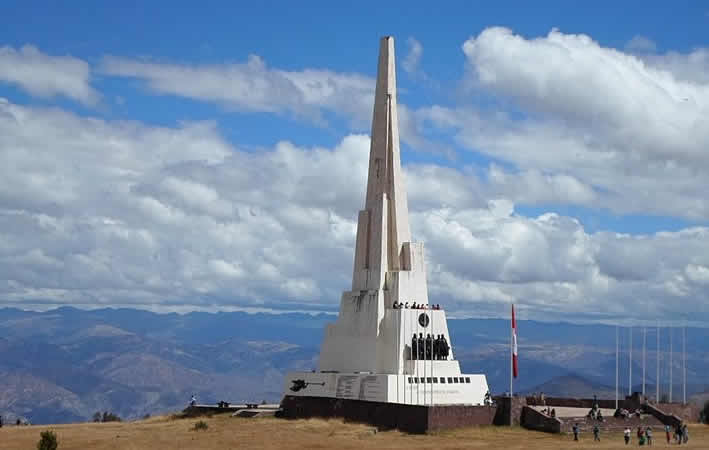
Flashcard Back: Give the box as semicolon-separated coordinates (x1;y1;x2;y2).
418;313;429;328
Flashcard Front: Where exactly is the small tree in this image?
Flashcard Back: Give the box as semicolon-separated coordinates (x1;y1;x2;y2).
101;411;121;422
700;400;709;424
193;420;208;431
92;412;102;423
37;430;58;450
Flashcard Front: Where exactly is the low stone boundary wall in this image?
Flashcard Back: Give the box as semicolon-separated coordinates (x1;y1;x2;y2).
644;403;683;428
527;392;643;411
651;403;700;423
520;406;562;433
279;395;497;433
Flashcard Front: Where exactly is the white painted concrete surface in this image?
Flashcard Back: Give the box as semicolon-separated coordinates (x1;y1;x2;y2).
284;36;489;406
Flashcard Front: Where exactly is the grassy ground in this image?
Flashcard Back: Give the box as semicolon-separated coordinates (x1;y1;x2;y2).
0;414;706;450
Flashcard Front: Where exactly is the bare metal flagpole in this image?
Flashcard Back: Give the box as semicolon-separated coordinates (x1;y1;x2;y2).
642;327;646;397
424;308;427;406
408;308;412;405
683;326;686;405
431;308;434;406
629;326;633;395
656;322;660;402
670;327;673;403
615;325;619;410
414;312;421;405
395;310;399;404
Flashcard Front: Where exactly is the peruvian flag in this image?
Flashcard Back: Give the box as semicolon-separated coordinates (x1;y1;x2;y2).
512;304;519;378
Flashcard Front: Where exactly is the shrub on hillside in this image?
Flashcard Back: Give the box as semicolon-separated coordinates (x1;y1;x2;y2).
37;430;58;450
700;400;709;424
92;411;122;423
193;420;208;431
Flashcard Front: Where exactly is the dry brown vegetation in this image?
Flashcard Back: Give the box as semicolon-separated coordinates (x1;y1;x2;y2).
0;414;707;450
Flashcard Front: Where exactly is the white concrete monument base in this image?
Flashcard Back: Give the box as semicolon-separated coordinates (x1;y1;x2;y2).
285;308;488;405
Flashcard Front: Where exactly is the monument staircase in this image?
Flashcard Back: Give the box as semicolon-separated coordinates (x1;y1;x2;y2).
556;412;664;434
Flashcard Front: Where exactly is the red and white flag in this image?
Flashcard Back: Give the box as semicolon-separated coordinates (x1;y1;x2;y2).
512;304;519;378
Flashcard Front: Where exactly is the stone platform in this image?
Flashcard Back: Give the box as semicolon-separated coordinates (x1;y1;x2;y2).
279;395;498;434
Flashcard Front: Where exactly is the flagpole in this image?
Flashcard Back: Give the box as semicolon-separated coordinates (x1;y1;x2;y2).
431;309;434;406
670;327;673;403
510;304;513;398
429;307;432;406
642;327;646;397
683;326;686;405
629;326;633;395
656;322;660;402
396;310;399;404
424;308;428;406
406;309;409;405
415;310;419;405
615;325;619;410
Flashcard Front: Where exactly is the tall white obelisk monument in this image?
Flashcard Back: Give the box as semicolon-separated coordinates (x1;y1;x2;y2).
318;36;429;375
283;36;488;406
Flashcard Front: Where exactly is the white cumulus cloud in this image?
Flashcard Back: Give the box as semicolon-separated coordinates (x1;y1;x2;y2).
0;45;99;105
1;99;709;324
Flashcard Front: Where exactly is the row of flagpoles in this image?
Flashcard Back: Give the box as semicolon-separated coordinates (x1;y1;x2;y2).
615;324;688;405
510;305;688;405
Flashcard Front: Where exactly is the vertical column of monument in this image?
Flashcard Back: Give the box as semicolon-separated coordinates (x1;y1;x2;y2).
359;37;413;377
363;36;412;279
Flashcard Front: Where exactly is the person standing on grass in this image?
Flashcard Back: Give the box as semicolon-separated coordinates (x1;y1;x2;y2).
593;424;600;441
637;427;645;445
572;423;579;441
624;427;631;445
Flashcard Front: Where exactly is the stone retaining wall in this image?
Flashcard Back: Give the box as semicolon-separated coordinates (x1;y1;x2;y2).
652;403;701;423
520;406;562;433
493;396;527;425
279;395;497;434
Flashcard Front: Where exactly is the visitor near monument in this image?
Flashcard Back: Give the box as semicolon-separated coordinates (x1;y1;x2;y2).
281;36;489;409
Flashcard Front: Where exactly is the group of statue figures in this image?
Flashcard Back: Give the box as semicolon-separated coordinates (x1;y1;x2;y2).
410;333;449;360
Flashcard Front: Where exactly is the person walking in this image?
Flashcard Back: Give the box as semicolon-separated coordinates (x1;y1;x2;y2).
572;423;579;441
593;424;600;441
665;424;671;444
637;427;645;446
682;424;688;444
645;427;652;446
624;427;631;445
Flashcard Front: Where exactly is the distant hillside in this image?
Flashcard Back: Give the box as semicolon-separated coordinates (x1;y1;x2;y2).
1;307;708;424
690;390;709;406
523;374;616;399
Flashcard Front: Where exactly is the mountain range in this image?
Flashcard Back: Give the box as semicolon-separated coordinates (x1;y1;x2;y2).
0;307;707;424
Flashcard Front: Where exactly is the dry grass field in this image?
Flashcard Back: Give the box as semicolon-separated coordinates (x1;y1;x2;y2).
0;414;706;450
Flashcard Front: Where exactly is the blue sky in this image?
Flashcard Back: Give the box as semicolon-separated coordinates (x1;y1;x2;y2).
1;2;709;322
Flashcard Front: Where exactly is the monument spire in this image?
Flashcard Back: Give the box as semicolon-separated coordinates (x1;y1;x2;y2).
284;37;489;416
353;36;412;289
